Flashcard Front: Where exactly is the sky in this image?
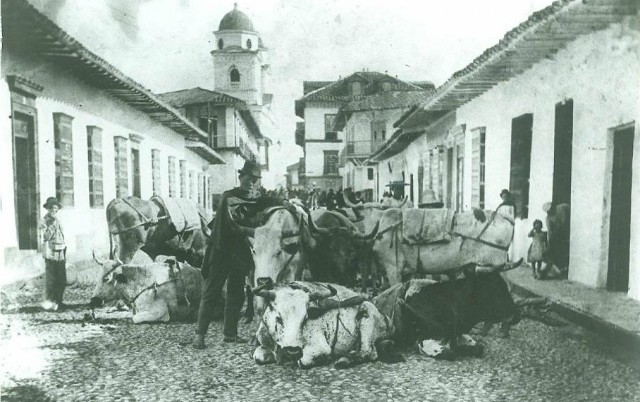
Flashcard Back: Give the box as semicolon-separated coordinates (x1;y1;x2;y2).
30;0;556;185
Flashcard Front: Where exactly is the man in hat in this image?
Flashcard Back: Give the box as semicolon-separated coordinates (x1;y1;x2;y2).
497;189;516;218
193;160;262;348
39;196;66;311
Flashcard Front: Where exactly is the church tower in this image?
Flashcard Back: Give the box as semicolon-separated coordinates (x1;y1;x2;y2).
212;3;269;106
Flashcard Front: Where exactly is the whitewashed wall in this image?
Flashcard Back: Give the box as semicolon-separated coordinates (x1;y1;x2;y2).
2;48;214;261
455;19;640;298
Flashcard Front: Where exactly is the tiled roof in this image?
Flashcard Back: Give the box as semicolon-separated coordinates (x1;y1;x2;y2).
303;81;334;95
341;90;433;112
373;0;637;162
295;72;426;118
159;88;245;107
2;0;216;143
159;87;268;143
333;90;433;131
409;81;436;90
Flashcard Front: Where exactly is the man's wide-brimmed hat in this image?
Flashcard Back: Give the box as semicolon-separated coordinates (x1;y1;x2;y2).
238;160;262;178
43;196;62;209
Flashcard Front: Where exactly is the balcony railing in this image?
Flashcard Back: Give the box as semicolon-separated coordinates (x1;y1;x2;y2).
345;139;385;157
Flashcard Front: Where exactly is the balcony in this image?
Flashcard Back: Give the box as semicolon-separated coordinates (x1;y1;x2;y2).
345;139;385;159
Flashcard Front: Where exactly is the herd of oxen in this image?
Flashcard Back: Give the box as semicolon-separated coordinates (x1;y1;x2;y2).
89;194;542;369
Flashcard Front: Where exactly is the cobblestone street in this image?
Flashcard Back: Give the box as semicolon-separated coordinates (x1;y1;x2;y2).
1;275;639;402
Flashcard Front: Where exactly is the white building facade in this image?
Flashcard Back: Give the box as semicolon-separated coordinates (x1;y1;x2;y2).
1;0;224;266
373;0;640;300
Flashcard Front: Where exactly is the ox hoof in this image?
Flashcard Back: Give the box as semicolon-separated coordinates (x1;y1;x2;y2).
192;335;205;350
334;357;353;370
297;360;314;370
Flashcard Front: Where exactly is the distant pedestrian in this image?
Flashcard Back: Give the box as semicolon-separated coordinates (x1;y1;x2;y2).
497;189;516;217
528;219;548;279
326;188;336;210
335;188;345;208
40;196;66;311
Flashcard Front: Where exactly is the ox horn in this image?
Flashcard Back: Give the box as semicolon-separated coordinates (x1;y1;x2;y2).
254;289;277;301
306;212;332;236
342;193;363;209
308;284;337;302
227;207;256;237
92;250;107;265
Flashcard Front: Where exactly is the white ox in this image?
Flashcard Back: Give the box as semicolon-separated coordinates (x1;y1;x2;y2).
90;253;202;323
252;281;398;369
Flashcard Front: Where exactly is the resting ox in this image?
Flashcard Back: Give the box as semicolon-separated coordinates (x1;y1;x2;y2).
252;281;397;369
90;254;202;323
373;207;522;286
106;196;209;267
373;266;520;360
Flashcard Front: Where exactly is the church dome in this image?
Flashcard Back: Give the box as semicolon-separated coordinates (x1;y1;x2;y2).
218;4;255;31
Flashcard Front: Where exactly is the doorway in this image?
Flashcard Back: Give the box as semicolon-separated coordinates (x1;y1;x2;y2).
13;110;39;249
553;100;573;205
607;125;634;292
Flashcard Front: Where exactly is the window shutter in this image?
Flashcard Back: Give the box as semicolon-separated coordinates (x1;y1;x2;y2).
471;128;486;208
87;126;104;207
113;136;129;198
54;113;74;206
179;160;187;198
152;149;161;196
168;156;176;197
509;114;533;218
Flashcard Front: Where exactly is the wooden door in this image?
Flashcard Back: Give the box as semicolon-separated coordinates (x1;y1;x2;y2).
509;114;533;218
553;100;573;205
13;111;38;249
607;126;634;292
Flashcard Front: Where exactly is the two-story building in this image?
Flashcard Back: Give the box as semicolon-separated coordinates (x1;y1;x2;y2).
1;0;224;268
159;87;269;194
370;0;640;300
294;72;431;195
334;85;433;201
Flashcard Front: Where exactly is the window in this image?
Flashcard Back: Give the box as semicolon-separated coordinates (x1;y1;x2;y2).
168;156;176;197
324;114;337;140
471;127;486;208
207;176;213;210
113;136;129;198
87;126;103;207
350;81;363;96
371;121;386;144
509;113;533;218
198;172;204;207
456;144;464;211
367;168;374;180
381;81;394;91
179;160;187;198
246;39;252;49
53;113;74;206
218;38;224;49
152;149;161;196
230;68;240;83
131;148;141;198
189;170;195;200
323;150;339;175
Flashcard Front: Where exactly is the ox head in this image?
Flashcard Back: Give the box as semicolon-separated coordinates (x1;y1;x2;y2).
254;279;337;361
228;206;310;285
306;210;379;285
90;251;172;309
462;260;523;326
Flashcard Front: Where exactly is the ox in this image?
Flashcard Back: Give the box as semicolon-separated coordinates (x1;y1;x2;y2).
373;207;522;287
90;254;202;323
227;204;378;289
106;196;208;267
373;266;520;360
307;209;379;287
252;280;398;369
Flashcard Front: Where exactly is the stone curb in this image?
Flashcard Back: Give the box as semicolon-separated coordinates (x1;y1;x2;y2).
507;279;640;353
